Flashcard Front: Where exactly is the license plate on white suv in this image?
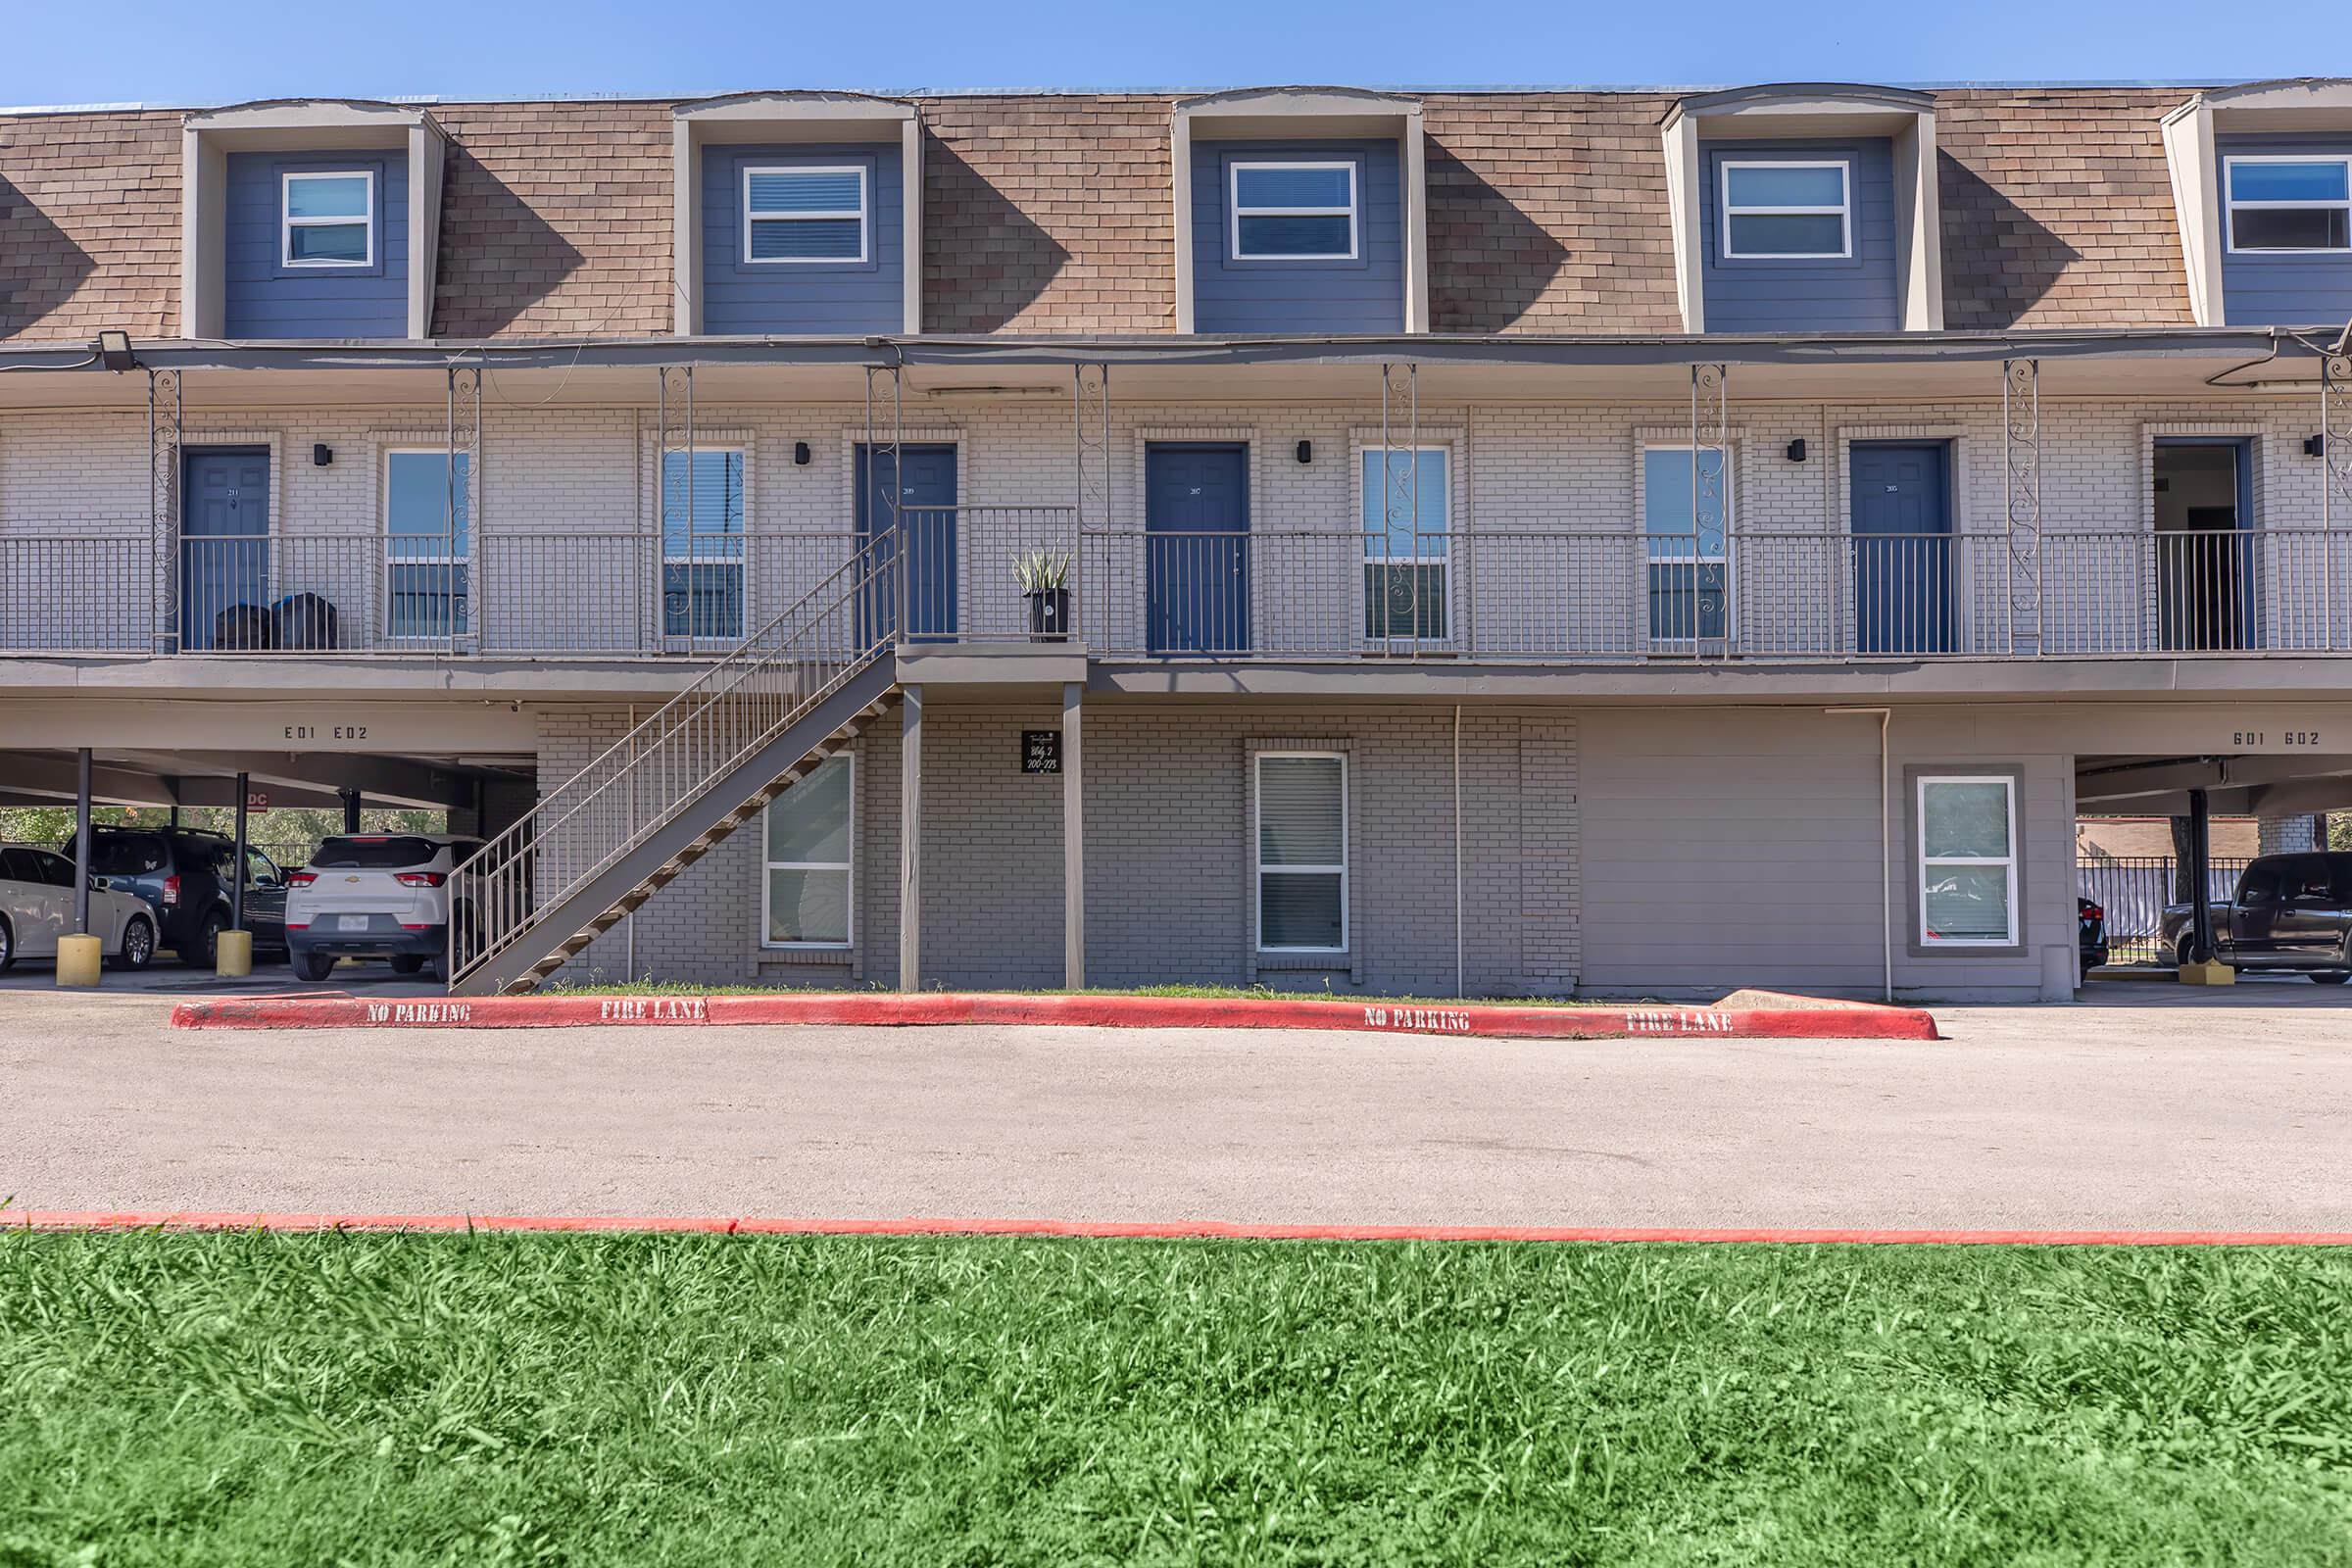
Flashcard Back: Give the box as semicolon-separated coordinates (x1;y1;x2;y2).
337;914;370;932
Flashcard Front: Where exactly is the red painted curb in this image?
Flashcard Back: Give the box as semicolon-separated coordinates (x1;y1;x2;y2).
9;1210;2345;1246
170;988;1940;1041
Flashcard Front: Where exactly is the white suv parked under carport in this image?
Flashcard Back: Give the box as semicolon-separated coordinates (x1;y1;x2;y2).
285;834;482;982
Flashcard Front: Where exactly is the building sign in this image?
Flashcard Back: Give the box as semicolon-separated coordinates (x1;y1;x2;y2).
1022;730;1061;774
244;791;270;810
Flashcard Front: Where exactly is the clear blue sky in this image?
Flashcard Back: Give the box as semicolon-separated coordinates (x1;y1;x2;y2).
3;0;2341;106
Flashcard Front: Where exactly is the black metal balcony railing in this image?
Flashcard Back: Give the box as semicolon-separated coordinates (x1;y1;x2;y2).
6;521;2351;662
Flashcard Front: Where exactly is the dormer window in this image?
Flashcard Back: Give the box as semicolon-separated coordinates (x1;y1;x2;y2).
180;100;442;340
2224;155;2351;253
281;171;374;268
743;165;868;264
1659;84;1941;332
1230;161;1358;261
1718;160;1851;260
2162;79;2352;325
1171;88;1427;333
672;92;921;335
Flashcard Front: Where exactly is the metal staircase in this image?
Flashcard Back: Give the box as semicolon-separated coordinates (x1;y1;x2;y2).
448;535;902;996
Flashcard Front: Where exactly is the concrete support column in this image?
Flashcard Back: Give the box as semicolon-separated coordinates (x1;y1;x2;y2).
2180;787;2232;985
218;770;254;977
1062;680;1085;990
899;684;922;994
2187;787;2214;964
230;772;250;932
73;748;92;936
56;750;102;987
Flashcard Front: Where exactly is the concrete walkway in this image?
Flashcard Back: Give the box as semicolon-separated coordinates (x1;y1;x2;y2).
3;991;2348;1233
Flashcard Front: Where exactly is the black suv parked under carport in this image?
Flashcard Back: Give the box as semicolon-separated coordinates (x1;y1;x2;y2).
58;825;290;967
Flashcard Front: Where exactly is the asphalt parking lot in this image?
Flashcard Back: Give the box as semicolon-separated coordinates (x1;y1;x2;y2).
3;985;2347;1233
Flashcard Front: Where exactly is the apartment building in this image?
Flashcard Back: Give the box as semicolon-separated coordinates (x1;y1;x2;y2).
2;79;2349;999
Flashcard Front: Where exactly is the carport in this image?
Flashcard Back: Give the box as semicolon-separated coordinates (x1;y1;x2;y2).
0;742;534;973
2077;752;2352;971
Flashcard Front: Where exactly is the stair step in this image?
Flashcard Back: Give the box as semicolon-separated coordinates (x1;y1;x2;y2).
466;668;899;996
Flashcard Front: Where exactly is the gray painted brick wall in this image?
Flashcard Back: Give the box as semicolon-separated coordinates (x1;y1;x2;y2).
526;695;2074;1002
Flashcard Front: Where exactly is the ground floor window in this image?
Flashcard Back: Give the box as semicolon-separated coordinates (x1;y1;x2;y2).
762;754;852;947
662;448;746;641
1917;774;2017;946
385;449;468;639
1361;447;1448;642
1255;752;1347;953
1642;445;1730;642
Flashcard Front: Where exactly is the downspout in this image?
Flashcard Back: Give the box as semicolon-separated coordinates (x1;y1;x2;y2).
1453;704;1464;999
1826;707;1893;1003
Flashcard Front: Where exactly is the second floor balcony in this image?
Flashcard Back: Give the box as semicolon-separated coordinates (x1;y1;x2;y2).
7;332;2347;677
9;511;2350;665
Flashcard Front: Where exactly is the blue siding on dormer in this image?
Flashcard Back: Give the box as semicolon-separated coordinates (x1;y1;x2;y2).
1192;139;1403;334
702;144;903;335
1698;139;1899;333
2218;133;2352;327
222;152;408;339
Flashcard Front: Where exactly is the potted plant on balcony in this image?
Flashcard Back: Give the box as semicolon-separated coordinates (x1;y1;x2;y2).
1012;548;1072;642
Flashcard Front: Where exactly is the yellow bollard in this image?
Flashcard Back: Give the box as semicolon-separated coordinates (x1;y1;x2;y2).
2177;958;2235;986
55;934;103;988
215;929;254;979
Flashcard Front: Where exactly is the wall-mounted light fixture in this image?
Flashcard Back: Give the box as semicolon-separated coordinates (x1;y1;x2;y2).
1296;440;1313;465
312;444;333;467
794;441;812;466
94;329;136;372
1785;438;1807;464
2307;434;2328;459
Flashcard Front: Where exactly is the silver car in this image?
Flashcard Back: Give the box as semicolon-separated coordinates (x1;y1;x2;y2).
0;843;159;972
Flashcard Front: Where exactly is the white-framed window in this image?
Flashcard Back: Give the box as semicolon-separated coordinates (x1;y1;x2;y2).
1642;445;1731;643
762;754;853;948
1230;161;1357;261
383;448;468;640
1359;446;1449;643
281;171;373;268
1917;774;2018;948
742;166;868;264
1255;752;1347;954
661;448;747;641
1718;160;1851;260
2224;155;2352;254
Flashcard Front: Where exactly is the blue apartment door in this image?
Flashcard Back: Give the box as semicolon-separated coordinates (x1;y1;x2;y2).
180;449;271;651
1145;444;1249;656
1850;442;1952;654
856;445;958;642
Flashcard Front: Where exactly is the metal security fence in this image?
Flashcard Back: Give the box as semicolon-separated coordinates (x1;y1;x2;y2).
2078;856;2251;965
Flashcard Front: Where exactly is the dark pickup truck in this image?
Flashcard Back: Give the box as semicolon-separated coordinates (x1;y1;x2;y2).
2161;852;2352;982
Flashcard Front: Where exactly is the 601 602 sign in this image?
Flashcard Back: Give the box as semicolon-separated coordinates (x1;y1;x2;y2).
2232;729;2322;747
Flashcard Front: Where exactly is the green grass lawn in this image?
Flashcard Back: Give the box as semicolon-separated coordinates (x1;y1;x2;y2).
4;1236;2349;1566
